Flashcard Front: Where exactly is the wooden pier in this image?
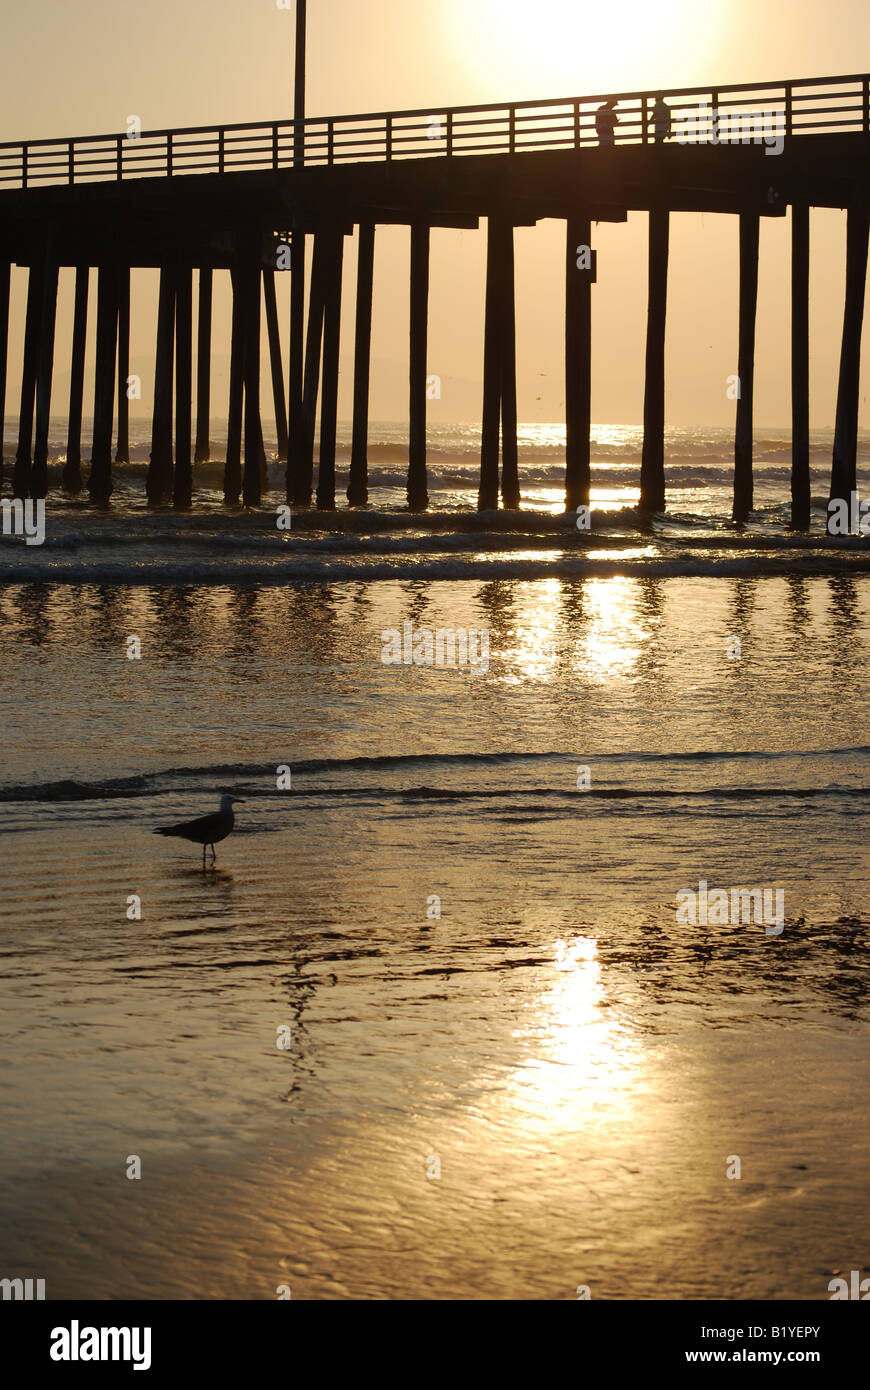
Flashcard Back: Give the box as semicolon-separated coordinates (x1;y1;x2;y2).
0;71;869;524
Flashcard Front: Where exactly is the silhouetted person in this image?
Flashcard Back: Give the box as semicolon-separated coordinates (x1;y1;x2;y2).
652;97;672;143
596;99;619;148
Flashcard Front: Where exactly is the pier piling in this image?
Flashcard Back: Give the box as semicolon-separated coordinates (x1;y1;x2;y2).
194;268;212;464
32;248;59;499
565;217;592;513
286;231;306;501
297;232;327;507
115;266;131;465
408;222;430;511
830;205;870;505
225;265;244;505
500;224;519;510
13;260;45;498
88;264;120;506
316;233;344;510
733;212;759;523
791;203;811;528
242;256;263;507
146;265;176;506
62;266;89;493
264;268;289;460
174;266;193;508
348;221;375;506
0;261;9;492
639;208;669;515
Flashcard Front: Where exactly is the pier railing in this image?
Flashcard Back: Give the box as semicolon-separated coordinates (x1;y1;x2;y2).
0;72;867;190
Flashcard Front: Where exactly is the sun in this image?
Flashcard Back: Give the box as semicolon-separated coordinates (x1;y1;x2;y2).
450;0;722;101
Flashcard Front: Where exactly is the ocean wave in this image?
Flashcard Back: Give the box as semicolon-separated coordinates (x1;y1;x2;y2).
2;747;867;802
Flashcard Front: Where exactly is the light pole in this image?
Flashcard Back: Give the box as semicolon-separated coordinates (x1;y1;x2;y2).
287;0;307;496
294;0;306;165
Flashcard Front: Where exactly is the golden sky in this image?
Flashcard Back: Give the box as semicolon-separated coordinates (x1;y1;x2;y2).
1;0;869;430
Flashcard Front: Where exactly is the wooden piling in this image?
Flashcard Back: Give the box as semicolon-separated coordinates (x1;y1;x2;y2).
408;222;430;511
733;212;760;523
790;203;811;529
830;205;870;505
348;221;374;505
500;224;520;511
316;234;343;510
62;266;89;493
565;216;592;513
639;208;669;514
12;260;45;498
174;266;193;507
146;265;176;506
0;262;9;493
115;265;131;464
32;252;59;499
479;217;506;511
263;268;289;458
88;265;120;506
225;266;244;505
242;257;262;507
286;231;306;502
296;232;327;506
194;267;212;463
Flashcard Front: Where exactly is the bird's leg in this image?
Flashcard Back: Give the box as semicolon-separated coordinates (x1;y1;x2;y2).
210;844;217;862
202;844;206;869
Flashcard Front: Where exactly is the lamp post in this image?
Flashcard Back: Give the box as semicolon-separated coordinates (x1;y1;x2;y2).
294;0;306;165
287;0;307;496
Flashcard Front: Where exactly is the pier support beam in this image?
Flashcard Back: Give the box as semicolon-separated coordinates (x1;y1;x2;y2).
733;212;759;523
478;218;518;511
479;219;506;510
565;217;592;513
242;257;262;507
63;266;89;493
830;205;870;506
0;262;9;493
791;204;811;529
296;232;327;507
640;208;669;514
13;261;45;498
408;222;430;511
88;264;120;506
286;231;306;502
348;221;374;505
500;225;519;510
115;266;131;464
194;268;212;463
146;265;176;506
316;233;344;510
32;250;59;499
225;266;244;504
174;266;193;508
263;268;289;459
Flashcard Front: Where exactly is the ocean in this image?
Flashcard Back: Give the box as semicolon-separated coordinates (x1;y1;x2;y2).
0;420;868;1299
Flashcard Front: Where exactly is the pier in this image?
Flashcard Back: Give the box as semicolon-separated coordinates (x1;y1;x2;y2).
0;70;869;524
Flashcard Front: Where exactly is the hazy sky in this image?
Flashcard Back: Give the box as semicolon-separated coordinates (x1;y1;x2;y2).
2;0;870;432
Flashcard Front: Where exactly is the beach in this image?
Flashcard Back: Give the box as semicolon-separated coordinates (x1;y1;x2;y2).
0;545;867;1298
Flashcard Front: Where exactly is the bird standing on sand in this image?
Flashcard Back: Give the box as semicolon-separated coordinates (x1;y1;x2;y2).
154;794;245;866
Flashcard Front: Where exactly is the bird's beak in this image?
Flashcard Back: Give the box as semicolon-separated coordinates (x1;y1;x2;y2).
233;798;246;804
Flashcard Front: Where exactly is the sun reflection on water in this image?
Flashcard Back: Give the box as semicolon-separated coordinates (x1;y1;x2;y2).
503;936;644;1135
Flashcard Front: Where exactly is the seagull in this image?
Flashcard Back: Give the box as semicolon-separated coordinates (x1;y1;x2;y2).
154;794;246;866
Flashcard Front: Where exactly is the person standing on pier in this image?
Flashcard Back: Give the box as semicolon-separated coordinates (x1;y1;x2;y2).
652;97;673;143
595;99;619;147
